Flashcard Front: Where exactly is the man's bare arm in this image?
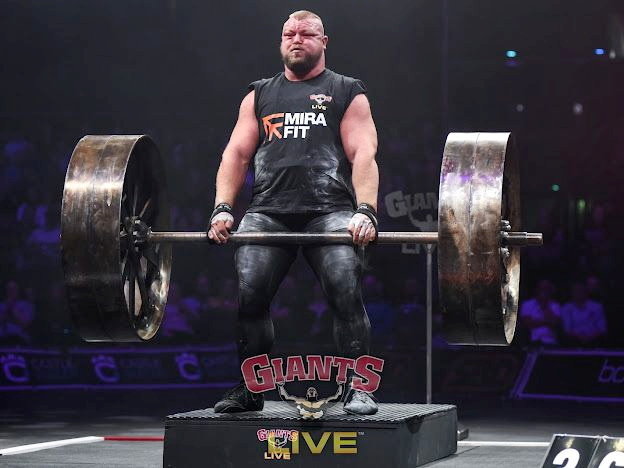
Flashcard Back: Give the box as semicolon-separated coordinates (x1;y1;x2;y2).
340;93;378;210
214;91;259;206
208;91;258;243
340;93;379;245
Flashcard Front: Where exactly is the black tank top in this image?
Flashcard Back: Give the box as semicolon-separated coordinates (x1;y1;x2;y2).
246;69;367;214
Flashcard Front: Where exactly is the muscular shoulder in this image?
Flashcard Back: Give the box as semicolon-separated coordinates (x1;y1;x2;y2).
248;72;283;93
326;68;366;90
325;69;362;85
325;69;368;111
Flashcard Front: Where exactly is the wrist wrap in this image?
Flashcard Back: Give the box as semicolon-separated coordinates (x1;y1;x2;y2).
210;203;233;222
356;203;378;231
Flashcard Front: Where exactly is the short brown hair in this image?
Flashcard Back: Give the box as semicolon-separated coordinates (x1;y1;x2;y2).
287;10;325;34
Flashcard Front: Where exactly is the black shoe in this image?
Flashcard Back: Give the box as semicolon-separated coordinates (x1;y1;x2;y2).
343;387;378;415
214;381;264;413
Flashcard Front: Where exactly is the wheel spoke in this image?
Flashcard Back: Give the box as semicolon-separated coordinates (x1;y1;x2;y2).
128;261;136;315
142;244;159;268
132;182;139;216
121;251;130;282
121;198;131;221
139;197;153;221
127;247;149;314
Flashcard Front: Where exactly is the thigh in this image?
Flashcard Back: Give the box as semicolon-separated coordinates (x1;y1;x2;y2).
303;210;354;233
235;213;297;297
303;211;362;295
303;244;362;301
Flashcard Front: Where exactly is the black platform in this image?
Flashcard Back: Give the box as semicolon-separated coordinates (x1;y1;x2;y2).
163;401;457;467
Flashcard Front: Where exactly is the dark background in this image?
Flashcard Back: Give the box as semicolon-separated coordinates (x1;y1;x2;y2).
1;0;622;396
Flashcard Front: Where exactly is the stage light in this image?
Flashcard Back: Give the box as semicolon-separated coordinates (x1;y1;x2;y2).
594;48;605;55
551;184;560;192
505;50;517;58
515;104;524;112
577;199;586;214
573;103;583;115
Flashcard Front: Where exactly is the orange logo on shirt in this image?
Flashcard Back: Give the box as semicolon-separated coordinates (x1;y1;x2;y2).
261;112;327;140
262;113;285;141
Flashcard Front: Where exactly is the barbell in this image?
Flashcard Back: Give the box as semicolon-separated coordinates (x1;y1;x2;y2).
60;133;542;345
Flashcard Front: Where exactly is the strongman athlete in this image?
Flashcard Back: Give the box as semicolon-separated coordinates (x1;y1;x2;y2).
207;10;379;415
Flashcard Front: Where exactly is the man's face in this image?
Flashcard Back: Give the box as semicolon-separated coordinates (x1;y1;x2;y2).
280;18;327;74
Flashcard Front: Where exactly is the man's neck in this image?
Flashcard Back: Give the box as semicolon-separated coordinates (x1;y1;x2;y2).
284;60;326;82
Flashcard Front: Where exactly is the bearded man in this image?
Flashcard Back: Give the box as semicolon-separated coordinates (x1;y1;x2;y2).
208;10;379;415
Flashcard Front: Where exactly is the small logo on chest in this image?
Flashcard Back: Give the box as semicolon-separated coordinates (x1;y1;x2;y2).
310;94;332;110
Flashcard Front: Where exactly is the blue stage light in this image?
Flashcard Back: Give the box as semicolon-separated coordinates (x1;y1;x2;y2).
505;50;517;58
594;48;605;55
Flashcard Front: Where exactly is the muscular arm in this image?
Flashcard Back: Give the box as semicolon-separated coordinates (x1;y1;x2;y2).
214;90;259;207
340;93;379;210
208;91;258;243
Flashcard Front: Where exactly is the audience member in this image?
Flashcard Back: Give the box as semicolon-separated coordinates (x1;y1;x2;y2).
561;281;607;347
0;280;36;344
15;187;46;235
585;275;605;302
519;279;561;346
160;283;198;341
26;203;61;262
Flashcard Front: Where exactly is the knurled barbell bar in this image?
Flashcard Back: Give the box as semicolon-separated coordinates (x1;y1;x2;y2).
142;230;542;245
61;132;542;345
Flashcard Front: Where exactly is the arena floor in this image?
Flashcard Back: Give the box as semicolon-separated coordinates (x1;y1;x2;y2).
1;391;621;467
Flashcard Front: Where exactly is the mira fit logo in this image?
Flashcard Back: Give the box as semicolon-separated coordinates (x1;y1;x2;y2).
262;112;327;141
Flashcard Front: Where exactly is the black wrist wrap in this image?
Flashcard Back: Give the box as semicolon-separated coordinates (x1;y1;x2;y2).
356;203;378;231
210;203;233;222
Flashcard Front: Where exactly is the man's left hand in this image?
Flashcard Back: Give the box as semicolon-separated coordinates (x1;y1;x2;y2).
348;213;377;246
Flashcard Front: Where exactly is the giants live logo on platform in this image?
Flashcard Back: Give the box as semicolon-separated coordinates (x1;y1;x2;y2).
241;354;384;393
257;429;359;460
243;354;383;459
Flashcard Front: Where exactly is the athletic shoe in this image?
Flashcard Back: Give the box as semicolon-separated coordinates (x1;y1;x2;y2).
343;387;378;415
213;381;264;413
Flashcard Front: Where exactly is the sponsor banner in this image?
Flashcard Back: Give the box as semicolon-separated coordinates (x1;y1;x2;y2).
0;345;238;390
383;190;438;255
0;346;527;396
513;349;624;402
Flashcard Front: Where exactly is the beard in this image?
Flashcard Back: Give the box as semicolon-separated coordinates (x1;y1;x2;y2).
281;48;323;75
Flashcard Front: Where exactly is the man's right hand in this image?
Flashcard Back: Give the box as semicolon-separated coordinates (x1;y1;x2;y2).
207;212;234;244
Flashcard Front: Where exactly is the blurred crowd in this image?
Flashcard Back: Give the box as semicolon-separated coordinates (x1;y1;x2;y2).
519;201;619;348
0;119;621;350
